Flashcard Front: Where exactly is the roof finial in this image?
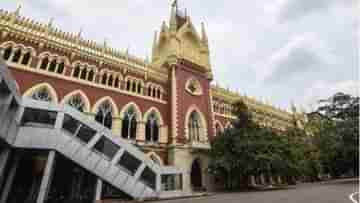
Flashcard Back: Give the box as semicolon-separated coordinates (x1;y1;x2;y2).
14;3;22;16
169;0;178;32
171;0;178;8
201;22;208;45
77;27;83;38
48;17;54;28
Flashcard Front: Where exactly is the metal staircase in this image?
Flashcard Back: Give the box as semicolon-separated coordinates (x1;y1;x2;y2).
0;60;186;201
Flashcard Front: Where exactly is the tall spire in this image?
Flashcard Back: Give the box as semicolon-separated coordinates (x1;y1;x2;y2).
201;22;208;45
152;30;158;61
14;4;22;16
169;0;178;32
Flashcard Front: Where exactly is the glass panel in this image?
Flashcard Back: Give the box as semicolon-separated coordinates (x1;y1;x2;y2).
77;125;96;143
93;137;120;159
118;151;141;176
62;114;81;135
21;108;57;126
139;167;156;190
161;174;182;191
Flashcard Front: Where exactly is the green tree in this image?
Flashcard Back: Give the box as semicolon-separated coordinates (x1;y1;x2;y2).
309;92;359;177
208;100;308;189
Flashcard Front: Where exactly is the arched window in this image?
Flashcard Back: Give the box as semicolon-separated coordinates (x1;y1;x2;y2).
95;101;113;129
31;87;52;102
108;75;114;87
147;86;152;96
3;46;12;61
152;88;156;98
57;62;65;74
114;77;120;88
121;107;137;140
12;49;21;63
40;57;49;70
80;68;87;80
73;66;80;78
101;73;108;85
137;83;142;94
48;59;57;72
21;52;31;65
88;70;94;81
67;94;85;112
188;111;201;142
131;81;136;92
126;80;131;91
156;89;161;99
145;112;159;143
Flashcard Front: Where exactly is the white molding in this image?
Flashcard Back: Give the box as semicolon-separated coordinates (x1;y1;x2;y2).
7;62;168;104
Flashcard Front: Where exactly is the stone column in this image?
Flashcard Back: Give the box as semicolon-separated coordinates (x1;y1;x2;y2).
94;178;102;203
269;175;275;185
112;117;122;136
170;64;178;145
260;174;266;185
159;126;168;144
0;153;20;203
36;151;56;203
0;148;11;188
137;121;145;142
277;175;282;185
250;175;256;186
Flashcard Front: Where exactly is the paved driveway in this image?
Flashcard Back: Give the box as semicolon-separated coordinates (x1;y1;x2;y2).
155;179;358;203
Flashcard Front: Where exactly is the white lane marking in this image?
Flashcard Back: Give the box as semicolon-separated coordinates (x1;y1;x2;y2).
349;192;359;203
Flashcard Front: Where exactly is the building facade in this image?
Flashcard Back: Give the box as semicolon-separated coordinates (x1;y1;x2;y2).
0;2;301;201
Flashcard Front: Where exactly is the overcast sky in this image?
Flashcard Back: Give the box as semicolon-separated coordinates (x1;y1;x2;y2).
2;0;358;112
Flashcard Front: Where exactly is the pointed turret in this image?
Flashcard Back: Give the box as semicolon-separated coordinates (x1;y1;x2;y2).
14;4;21;16
152;31;158;61
201;22;208;46
169;0;178;32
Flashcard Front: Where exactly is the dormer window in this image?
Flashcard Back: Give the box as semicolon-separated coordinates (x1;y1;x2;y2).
185;78;202;96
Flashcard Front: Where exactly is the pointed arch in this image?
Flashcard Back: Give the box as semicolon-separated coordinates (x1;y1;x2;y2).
119;102;142;121
143;107;164;125
23;83;59;103
0;41;16;49
184;105;208;141
61;90;91;112
92;96;119;116
147;152;163;166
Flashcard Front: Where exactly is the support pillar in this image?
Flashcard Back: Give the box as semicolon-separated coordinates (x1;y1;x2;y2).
137;122;145;142
0;148;11;189
260;174;266;185
277;175;282;185
269;175;275;185
170;63;178;145
0;153;20;203
250;175;256;186
36;151;56;203
94;178;102;203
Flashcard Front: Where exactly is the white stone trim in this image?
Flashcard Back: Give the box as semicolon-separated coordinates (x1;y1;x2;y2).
146;152;164;166
92;96;119;117
184;104;208;141
60;89;91;113
23;82;59;103
143;107;164;125
119;102;143;121
7;62;167;104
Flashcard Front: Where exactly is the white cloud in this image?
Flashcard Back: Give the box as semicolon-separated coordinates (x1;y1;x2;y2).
258;32;334;83
303;80;359;111
264;0;340;24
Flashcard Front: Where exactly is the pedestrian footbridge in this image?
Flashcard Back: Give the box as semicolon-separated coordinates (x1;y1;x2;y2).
0;60;186;202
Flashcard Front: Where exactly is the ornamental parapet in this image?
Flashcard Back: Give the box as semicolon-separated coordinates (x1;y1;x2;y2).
0;8;169;83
